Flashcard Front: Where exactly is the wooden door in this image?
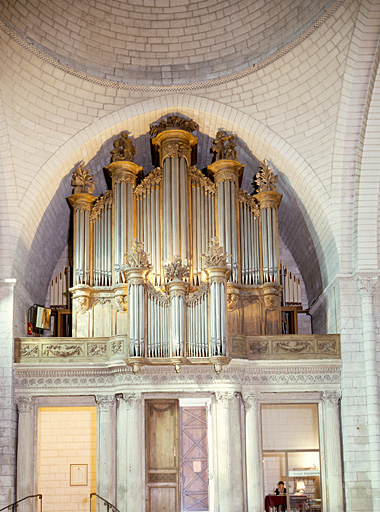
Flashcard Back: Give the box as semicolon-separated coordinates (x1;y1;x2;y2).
181;407;209;511
145;400;180;512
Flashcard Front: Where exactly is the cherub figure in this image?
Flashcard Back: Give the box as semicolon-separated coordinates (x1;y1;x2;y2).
110;140;124;162
211;130;229;161
225;135;237;160
120;132;136;161
110;132;136;162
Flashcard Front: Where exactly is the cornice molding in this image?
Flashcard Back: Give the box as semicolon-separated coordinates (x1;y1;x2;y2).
14;362;341;395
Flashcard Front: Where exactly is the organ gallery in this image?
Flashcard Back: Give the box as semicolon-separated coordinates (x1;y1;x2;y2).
15;115;342;512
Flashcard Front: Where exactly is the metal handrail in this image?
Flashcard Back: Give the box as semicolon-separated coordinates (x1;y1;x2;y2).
0;495;42;512
89;493;120;512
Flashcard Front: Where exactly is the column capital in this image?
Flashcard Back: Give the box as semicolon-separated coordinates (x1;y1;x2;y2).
121;393;142;410
14;396;34;413
215;391;234;408
95;394;115;411
321;390;341;407
242;392;260;410
355;273;379;298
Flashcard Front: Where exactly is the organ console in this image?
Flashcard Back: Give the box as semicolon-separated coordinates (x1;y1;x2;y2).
67;115;283;371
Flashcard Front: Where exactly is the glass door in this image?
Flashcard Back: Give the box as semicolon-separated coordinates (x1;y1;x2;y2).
261;404;322;512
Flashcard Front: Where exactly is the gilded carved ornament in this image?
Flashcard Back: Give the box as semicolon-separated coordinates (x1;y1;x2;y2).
202;237;229;268
149;115;199;136
123;240;151;270
161;142;189;162
211;131;238;161
237;189;260;217
164;255;190;281
115;295;128;311
255;159;278;193
227;292;240;311
263;294;279;311
21;344;39;357
43;344;84;357
146;282;169;305
110;132;136;163
187;282;209;305
273;340;313;353
76;296;90;314
189;166;216;193
90;190;113;221
71;162;97;194
111;340;123;354
134;167;162;197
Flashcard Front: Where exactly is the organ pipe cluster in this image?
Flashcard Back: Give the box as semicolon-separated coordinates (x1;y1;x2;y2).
68;115;283;371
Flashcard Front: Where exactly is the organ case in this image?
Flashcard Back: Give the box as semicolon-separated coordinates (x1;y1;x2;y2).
67;116;282;371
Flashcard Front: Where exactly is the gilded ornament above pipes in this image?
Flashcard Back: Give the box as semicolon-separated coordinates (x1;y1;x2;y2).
110;132;137;162
71;162;97;194
255;159;278;192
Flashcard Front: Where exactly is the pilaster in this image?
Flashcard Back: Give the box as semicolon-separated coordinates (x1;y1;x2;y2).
214;391;234;512
355;273;380;509
243;392;263;512
322;391;343;512
15;397;36;503
96;394;116;504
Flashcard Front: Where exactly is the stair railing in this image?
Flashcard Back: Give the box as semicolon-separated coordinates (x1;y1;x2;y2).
0;494;42;512
90;493;120;512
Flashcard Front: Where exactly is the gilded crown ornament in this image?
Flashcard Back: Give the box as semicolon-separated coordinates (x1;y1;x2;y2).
163;255;190;281
202;237;229;267
149;115;198;136
255;159;278;192
71;162;97;194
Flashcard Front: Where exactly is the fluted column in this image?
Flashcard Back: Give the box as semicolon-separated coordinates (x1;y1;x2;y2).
67;192;97;286
208;160;244;283
125;394;143;512
322;391;343;512
167;277;187;361
214;391;234;512
230;393;244;510
106;161;142;284
15;397;36;503
243;392;263;512
116;393;143;512
356;273;380;509
96;395;116;503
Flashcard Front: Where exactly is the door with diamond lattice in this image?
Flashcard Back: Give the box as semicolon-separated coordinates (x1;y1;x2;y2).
180;407;209;511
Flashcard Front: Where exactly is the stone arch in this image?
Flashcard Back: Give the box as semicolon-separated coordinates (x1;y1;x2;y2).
12;95;337;308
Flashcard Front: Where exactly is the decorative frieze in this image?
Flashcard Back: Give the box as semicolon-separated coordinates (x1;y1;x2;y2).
14;363;341;395
247;334;340;360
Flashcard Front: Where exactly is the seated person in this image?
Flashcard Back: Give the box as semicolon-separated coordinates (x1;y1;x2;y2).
274;481;286;512
275;481;286;495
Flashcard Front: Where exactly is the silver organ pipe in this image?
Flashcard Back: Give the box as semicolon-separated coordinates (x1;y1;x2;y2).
186;284;209;357
238;191;261;285
189;167;216;286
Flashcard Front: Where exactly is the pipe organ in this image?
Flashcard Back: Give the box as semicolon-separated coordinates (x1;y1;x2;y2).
68;115;283;371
